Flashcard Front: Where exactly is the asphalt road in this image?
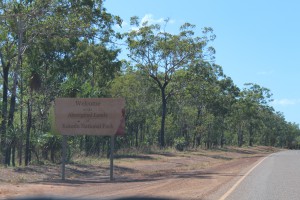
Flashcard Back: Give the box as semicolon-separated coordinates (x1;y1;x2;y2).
224;150;300;200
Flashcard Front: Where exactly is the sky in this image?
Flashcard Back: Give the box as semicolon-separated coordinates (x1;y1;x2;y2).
104;0;300;125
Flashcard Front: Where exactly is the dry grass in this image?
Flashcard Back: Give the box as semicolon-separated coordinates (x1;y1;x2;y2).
0;146;281;200
0;145;280;184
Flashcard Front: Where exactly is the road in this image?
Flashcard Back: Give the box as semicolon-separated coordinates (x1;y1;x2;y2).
223;150;300;200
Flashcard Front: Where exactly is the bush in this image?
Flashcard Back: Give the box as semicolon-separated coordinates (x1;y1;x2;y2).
174;137;187;151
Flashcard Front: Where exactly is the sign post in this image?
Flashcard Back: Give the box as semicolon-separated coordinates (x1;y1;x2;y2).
110;135;114;181
54;98;125;181
61;135;67;181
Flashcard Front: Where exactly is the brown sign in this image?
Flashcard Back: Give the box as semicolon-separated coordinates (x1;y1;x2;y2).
55;98;125;136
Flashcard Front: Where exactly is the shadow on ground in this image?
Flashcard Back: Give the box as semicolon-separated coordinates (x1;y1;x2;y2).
8;196;175;200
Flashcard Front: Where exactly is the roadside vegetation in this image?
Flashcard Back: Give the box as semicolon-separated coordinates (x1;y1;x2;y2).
0;146;278;184
0;0;299;167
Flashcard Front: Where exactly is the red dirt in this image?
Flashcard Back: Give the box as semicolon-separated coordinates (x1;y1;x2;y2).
0;146;278;200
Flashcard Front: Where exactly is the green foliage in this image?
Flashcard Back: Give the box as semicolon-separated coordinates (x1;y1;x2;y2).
174;137;187;151
49;105;59;136
0;0;123;165
0;1;299;167
125;17;216;148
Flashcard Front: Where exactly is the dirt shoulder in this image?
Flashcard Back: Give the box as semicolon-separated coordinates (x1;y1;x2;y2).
0;146;280;200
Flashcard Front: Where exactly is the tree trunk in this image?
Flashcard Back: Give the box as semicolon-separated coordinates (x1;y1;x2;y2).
196;134;201;147
0;57;9;164
135;125;138;148
220;118;225;148
206;124;212;149
50;142;55;163
79;136;84;151
6;73;18;166
160;87;167;148
194;107;202;148
19;56;24;166
238;125;243;147
220;131;225;148
25;99;32;166
150;76;168;149
12;144;16;167
140;124;144;146
96;137;101;157
18;140;23;166
249;124;253;146
85;135;91;156
5;147;11;166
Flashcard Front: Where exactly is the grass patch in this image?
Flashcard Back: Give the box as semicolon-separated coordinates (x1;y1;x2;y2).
70;154;109;166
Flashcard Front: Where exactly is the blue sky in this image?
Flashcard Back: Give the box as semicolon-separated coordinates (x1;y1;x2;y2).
105;0;300;125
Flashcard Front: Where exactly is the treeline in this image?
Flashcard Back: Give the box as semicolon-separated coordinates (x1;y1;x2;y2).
0;0;299;166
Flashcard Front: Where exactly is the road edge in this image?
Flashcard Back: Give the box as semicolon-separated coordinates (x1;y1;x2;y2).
217;153;273;200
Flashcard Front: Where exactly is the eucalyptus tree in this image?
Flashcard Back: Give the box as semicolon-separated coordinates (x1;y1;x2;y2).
0;0;55;165
0;0;122;165
110;64;160;148
284;122;300;149
242;83;272;146
172;60;238;148
125;18;215;147
174;61;220;148
272;112;290;147
229;83;272;147
24;0;122;162
257;106;275;146
210;75;239;147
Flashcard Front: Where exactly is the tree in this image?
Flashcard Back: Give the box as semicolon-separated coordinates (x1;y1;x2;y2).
126;18;215;148
241;83;272;146
228;83;272;147
110;64;160;148
0;0;122;165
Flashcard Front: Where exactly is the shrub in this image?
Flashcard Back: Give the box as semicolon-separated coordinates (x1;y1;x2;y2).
174;137;187;151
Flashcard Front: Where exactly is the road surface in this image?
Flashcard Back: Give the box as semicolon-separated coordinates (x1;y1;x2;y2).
223;150;300;200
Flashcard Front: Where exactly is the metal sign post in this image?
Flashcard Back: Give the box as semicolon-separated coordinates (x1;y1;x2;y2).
55;98;125;181
110;135;115;181
61;135;67;181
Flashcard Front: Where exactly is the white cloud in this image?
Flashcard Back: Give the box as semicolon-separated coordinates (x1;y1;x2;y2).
141;14;165;25
271;98;300;106
129;14;176;32
122;21;128;27
169;19;176;24
131;26;140;31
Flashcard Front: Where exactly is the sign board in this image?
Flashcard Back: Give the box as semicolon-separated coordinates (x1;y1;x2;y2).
55;98;125;136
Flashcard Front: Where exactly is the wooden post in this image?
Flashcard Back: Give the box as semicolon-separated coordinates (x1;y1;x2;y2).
110;135;114;181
